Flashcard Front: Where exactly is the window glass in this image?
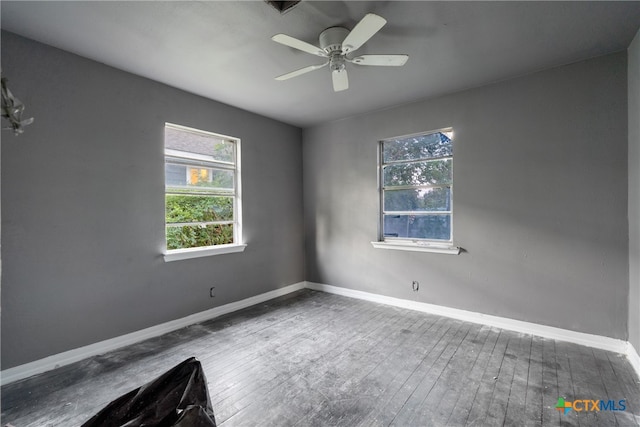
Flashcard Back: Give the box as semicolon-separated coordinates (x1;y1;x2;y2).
383;130;453;162
384;187;451;212
383;159;452;187
383;214;451;240
165;126;234;163
165;124;241;251
380;129;453;243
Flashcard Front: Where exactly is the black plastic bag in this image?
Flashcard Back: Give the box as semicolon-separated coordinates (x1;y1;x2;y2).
82;357;216;427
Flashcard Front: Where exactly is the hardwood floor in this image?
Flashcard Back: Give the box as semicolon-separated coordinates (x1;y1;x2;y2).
2;289;639;426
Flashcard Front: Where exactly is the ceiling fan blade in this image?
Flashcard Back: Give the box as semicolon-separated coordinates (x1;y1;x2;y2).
341;13;387;54
272;34;327;57
275;62;329;81
348;54;409;66
332;69;349;92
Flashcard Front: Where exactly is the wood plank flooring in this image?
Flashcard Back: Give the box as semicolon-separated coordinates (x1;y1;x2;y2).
2;289;639;426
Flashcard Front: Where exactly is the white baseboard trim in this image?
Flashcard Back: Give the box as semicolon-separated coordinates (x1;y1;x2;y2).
0;281;306;386
5;281;639;386
305;282;630;355
626;342;640;381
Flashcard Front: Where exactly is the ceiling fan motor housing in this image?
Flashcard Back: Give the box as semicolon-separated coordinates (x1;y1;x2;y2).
320;27;349;72
319;26;350;54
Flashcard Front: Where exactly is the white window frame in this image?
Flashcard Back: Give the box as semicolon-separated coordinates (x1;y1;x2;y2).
372;128;460;255
163;123;245;262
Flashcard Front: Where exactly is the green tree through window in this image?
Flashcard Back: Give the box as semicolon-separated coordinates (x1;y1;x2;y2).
380;129;453;242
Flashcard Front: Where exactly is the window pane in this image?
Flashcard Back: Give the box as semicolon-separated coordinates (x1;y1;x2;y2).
166;224;234;250
383;131;452;162
383;214;451;240
165;164;234;192
165;164;187;186
165;126;234;163
383;159;452;187
384;187;451;212
166;195;233;223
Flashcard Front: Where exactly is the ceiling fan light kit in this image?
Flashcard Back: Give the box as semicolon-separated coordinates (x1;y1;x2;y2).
272;13;409;92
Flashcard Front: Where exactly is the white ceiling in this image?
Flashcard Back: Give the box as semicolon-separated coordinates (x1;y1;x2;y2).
2;1;640;128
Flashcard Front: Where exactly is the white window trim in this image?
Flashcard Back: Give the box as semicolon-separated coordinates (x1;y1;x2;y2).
164;243;247;262
375;128;460;254
371;240;460;255
163;123;244;261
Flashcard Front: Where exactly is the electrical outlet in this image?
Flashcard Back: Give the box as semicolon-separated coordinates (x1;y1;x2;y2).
209;287;215;298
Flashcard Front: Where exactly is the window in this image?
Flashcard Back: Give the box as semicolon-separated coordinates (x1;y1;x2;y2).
164;123;244;260
374;128;459;254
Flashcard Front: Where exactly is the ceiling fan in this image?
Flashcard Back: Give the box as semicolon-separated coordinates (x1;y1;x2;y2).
272;13;408;92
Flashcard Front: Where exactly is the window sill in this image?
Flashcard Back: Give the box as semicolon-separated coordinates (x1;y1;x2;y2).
371;241;461;255
163;244;247;262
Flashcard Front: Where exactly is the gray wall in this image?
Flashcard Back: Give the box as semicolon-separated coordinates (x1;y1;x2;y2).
0;32;304;369
630;28;640;352
304;52;629;340
1;29;635;371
